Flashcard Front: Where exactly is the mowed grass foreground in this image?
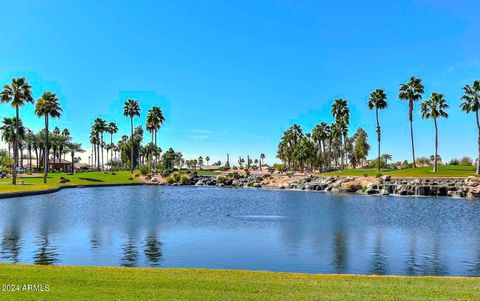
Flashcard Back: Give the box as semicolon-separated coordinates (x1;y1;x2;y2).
320;165;477;178
0;171;140;194
0;265;480;301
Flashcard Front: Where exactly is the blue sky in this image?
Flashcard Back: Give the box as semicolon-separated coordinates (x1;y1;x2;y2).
0;0;479;164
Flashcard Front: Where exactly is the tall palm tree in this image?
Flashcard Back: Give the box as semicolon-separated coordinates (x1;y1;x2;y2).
421;93;449;172
93;118;107;171
108;122;118;165
35;92;62;183
331;99;349;170
146;106;165;172
368;88;388;172
123;99;141;173
399;76;424;168
1;77;34;184
460;80;480;174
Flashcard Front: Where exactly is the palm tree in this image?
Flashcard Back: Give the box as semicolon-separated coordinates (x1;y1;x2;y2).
368;88;388;172
108;122;118;165
399;76;425;168
205;156;210;166
460;80;480;175
123;99;141;173
421;93;449;172
93;118;107;171
146;106;165;172
331;99;349;170
35;92;62;183
260;153;265;171
66;142;84;174
1;77;34;184
381;154;392;166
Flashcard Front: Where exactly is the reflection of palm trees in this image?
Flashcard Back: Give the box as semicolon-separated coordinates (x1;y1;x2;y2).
422;237;447;276
370;231;386;275
89;229;101;250
1;228;21;263
333;232;347;272
121;237;138;267
33;232;58;265
144;232;162;267
406;235;419;276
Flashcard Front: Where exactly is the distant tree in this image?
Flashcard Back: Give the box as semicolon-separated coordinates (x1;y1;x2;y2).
399;76;425;168
381;154;392;166
421;93;449;172
260;153;266;170
368;88;388;172
460;80;480;174
352;128;370;168
197;156;204;168
123;99;141;173
205;156;210;166
331;99;350;170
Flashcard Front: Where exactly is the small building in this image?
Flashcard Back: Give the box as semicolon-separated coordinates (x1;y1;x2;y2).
49;159;73;173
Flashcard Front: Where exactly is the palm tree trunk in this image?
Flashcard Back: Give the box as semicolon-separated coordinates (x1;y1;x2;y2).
29;147;32;173
376;108;381;172
97;139;100;171
110;133;113;166
433;117;438;172
71;152;75;174
476;111;480;175
43;116;49;184
12;105;19;185
409;101;417;168
130;117;134;173
101;133;104;171
35;148;39;172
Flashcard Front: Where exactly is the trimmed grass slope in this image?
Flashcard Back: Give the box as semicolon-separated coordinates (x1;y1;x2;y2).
0;264;479;300
0;171;140;194
319;165;476;178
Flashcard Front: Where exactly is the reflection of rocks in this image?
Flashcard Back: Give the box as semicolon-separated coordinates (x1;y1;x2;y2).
33;233;58;265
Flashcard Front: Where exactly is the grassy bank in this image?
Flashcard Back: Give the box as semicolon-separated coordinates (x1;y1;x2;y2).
0;264;479;300
319;165;477;178
0;171;140;194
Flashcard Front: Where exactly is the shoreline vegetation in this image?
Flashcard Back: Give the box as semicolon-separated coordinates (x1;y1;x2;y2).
1;264;479;300
0;165;477;199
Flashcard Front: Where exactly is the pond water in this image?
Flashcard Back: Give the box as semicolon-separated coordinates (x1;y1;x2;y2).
1;186;480;276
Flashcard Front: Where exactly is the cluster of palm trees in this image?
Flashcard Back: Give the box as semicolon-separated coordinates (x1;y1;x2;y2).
89;99;166;173
1;77;84;184
278;77;480;174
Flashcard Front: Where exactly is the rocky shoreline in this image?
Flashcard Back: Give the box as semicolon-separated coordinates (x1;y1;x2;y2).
153;173;480;199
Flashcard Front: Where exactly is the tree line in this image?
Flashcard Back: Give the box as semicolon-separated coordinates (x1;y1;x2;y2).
277;77;480;174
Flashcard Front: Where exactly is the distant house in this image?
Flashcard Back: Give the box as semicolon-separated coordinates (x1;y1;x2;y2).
49;159;73;173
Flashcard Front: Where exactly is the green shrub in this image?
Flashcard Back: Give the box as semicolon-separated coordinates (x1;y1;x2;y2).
361;186;367;192
139;165;151;175
180;175;190;185
171;172;181;182
375;173;382;178
363;173;368;177
217;176;226;184
165;176;175;184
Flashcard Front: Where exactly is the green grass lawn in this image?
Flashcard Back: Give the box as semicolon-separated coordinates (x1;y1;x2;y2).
0;171;140;194
319;165;477;178
0;264;479;300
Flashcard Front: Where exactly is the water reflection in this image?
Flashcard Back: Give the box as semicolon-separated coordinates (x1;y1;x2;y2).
1;228;21;263
33;232;58;265
144;232;162;267
121;236;139;267
0;186;478;275
370;231;387;275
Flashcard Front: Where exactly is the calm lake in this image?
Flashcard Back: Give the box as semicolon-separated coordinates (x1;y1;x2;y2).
1;186;480;276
